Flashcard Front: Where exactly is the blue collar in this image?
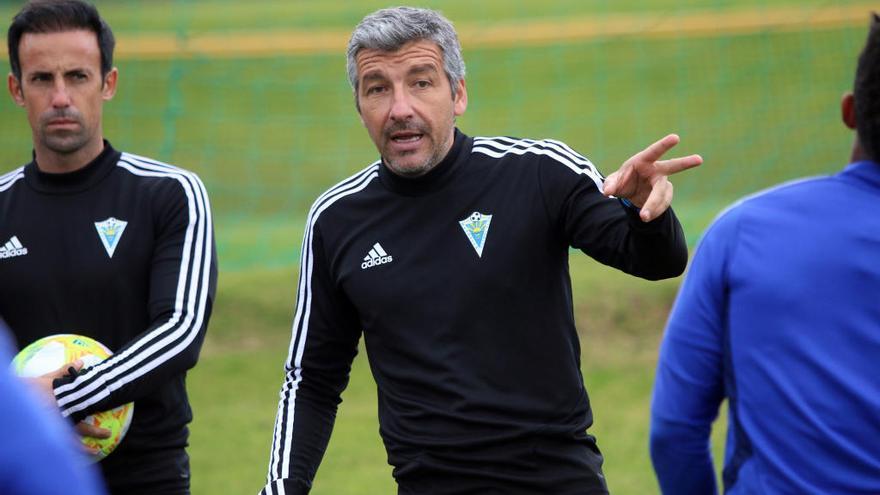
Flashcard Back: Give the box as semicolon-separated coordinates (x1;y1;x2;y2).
838;160;880;193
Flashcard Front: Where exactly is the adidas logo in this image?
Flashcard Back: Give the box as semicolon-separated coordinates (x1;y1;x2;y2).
361;242;393;270
0;236;28;259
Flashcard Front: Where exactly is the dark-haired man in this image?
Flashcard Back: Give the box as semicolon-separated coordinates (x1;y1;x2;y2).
261;6;700;494
0;1;217;494
650;13;880;495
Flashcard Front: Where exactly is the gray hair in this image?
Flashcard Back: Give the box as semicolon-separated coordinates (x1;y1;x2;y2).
346;6;466;99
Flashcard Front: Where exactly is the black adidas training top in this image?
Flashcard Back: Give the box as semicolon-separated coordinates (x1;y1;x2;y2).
0;142;217;493
262;130;687;494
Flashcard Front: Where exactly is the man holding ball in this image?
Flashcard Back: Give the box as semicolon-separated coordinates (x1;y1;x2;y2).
0;1;217;493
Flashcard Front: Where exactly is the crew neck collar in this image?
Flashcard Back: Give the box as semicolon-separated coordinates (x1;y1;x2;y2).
839;160;880;192
378;128;472;196
24;141;121;195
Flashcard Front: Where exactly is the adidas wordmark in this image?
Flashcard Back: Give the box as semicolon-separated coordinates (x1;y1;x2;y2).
361;242;393;270
0;236;28;259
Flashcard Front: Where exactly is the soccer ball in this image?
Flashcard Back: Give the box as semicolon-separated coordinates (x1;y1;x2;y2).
11;334;134;462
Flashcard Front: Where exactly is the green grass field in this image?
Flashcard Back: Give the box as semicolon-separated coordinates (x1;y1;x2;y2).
0;0;869;493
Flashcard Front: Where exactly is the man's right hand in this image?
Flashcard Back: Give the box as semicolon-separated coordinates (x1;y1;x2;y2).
76;419;112;455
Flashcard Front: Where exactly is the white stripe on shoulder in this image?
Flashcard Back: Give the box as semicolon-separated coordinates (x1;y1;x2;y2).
120;151;184;172
474;136;596;170
119;152;208;190
55;153;213;417
291;162;379;366
472;136;604;190
0;167;25;192
267;162;379;481
312;161;380;208
287;161;379;370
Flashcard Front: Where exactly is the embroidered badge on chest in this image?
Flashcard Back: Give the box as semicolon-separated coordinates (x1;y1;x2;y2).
94;217;128;258
459;211;493;258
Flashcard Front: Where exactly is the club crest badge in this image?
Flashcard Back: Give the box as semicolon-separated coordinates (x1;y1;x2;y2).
94;217;128;258
459;211;493;258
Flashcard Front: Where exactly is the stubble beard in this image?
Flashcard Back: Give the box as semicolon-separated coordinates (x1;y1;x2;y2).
382;120;450;178
384;145;445;178
38;109;91;155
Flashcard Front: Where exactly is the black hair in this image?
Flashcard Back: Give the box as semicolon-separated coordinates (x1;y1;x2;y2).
7;0;115;81
854;13;880;160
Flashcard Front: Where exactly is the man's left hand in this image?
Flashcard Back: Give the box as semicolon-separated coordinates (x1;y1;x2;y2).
602;134;702;222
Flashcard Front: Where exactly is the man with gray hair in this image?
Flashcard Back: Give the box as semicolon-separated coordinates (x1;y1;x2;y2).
261;7;700;494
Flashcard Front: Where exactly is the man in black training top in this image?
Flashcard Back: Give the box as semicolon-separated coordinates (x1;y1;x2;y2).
260;6;700;495
0;1;217;494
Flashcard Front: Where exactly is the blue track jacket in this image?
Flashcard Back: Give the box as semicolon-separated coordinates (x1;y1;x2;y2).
651;161;880;494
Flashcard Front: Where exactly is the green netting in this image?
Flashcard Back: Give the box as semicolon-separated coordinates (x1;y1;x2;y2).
0;0;869;270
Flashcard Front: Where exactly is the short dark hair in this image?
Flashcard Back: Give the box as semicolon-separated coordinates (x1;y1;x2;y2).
854;13;880;161
7;0;115;81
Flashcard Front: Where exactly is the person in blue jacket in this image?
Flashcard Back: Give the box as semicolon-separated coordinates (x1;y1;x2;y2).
650;13;880;495
0;319;107;495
